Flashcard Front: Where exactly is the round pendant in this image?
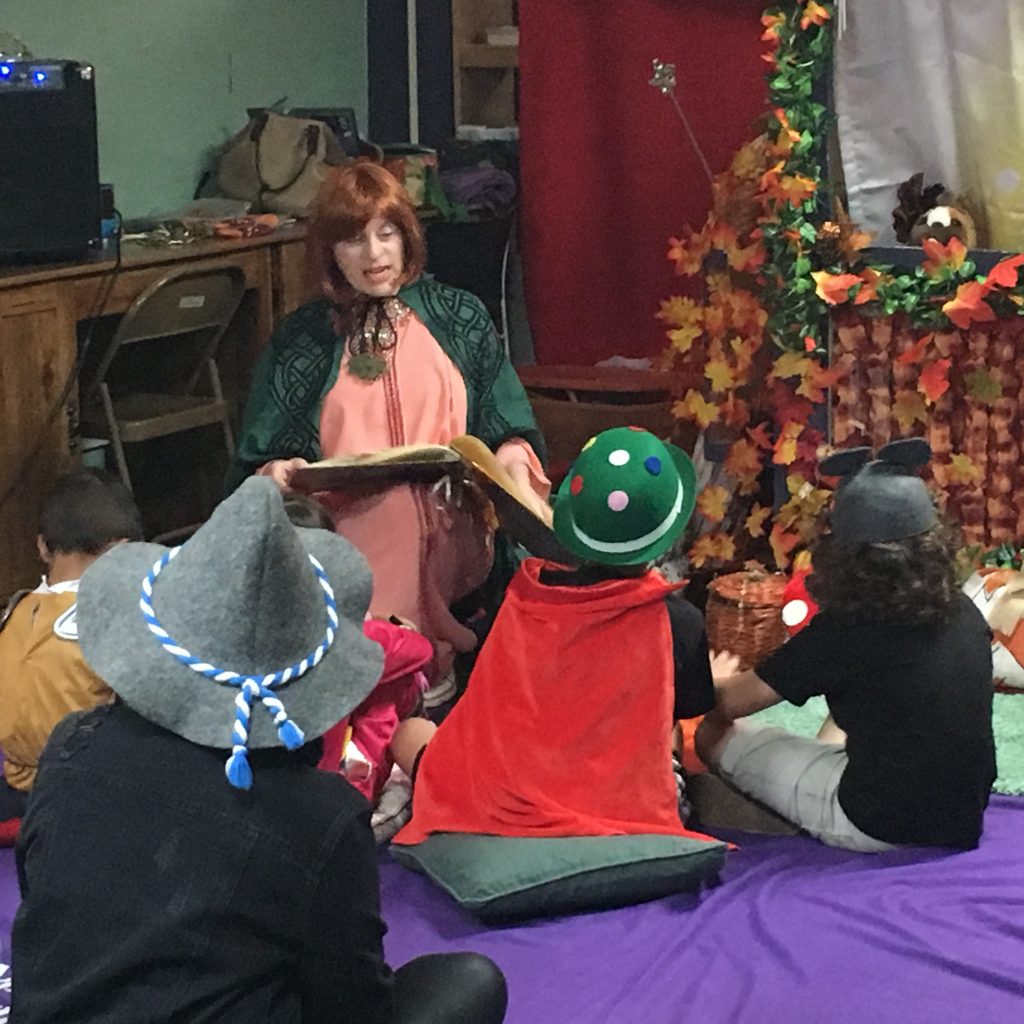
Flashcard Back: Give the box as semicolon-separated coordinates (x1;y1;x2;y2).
348;352;389;381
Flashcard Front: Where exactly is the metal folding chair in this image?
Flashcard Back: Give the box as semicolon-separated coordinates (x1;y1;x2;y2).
80;265;245;494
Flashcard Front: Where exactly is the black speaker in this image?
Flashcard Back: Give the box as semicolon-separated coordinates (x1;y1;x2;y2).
0;59;100;263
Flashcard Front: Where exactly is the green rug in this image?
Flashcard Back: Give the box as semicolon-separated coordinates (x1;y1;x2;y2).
753;693;1024;796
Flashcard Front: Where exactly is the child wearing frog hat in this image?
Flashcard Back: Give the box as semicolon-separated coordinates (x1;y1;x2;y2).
394;427;718;844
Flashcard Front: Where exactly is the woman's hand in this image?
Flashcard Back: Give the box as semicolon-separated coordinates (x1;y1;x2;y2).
709;650;743;683
260;457;310;492
505;460;554;526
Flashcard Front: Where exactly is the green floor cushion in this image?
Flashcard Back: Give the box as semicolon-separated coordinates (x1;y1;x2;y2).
391;832;727;923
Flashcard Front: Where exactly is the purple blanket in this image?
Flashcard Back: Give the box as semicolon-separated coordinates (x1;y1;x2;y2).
3;797;1023;1022
381;797;1024;1023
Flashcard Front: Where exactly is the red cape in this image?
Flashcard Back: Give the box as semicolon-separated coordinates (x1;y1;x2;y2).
395;559;715;844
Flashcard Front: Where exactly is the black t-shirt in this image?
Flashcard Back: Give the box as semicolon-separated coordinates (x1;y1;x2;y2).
539;565;715;720
756;593;996;848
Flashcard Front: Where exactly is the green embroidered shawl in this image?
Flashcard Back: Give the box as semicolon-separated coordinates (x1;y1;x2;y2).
227;278;545;492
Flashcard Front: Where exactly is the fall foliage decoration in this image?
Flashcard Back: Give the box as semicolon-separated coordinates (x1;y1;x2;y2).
658;1;1024;567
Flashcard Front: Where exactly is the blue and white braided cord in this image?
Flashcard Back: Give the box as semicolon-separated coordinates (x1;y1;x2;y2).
139;546;339;789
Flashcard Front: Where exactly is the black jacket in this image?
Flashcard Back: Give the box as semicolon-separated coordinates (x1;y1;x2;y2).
13;702;395;1023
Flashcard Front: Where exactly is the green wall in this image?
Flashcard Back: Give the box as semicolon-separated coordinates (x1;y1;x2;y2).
2;1;366;216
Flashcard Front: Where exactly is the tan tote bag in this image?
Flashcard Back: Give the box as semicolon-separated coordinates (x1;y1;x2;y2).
215;111;347;217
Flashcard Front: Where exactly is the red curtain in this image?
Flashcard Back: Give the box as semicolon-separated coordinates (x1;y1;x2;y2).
519;0;769;365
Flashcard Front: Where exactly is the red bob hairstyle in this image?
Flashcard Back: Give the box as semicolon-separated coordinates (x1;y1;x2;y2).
308;162;426;306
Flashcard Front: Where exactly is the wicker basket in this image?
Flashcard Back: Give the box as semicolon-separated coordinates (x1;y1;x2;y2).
705;565;788;669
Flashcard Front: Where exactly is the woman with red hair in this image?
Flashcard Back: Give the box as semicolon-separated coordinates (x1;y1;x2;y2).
229;164;549;687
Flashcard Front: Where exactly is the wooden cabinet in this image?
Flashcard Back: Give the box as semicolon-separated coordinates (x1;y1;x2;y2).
273;235;317;321
452;0;518;128
0;284;77;593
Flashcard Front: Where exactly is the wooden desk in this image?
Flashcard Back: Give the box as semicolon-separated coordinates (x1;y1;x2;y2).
0;225;312;598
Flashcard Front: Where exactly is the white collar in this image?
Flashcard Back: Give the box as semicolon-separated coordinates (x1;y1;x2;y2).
33;577;81;596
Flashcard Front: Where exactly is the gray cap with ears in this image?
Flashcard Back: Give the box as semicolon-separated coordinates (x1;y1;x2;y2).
820;438;937;545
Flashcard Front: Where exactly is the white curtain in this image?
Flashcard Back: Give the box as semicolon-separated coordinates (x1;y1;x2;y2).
834;0;1024;249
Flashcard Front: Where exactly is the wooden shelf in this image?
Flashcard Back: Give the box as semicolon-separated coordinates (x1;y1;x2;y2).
453;1;518;128
459;43;519;69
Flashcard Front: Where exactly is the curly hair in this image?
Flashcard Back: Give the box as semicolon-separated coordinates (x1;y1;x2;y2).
806;521;959;626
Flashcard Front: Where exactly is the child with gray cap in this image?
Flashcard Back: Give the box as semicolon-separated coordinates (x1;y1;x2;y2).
696;439;996;851
11;477;507;1024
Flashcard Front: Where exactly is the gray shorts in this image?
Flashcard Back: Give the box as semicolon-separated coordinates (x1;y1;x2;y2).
713;720;898;853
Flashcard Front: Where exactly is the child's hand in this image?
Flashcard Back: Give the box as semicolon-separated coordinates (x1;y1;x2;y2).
710;650;743;683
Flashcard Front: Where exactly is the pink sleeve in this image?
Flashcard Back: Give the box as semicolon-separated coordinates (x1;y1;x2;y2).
495;438;552;502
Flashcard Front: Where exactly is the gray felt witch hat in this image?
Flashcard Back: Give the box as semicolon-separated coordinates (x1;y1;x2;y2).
77;476;384;788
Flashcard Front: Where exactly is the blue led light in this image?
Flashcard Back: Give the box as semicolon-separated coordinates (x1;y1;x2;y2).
0;65;11;78
34;70;47;83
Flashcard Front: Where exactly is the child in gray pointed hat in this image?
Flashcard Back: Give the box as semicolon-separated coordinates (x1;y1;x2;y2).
11;477;509;1024
78;475;386;788
696;439;996;852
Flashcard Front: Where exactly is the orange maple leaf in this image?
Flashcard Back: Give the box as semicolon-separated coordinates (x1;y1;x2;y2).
720;393;751;429
853;267;882;305
985;253;1024;290
703;305;728;339
895;332;934;366
689;532;737;569
705;359;737;393
947;453;983;486
657;295;701;327
725;438;764;480
667;325;702;354
708;221;740;252
892;390;930;432
918;359;952;404
697;485;731;523
772;174;818;207
759;160;785;193
747;423;774;450
812;270;862;306
667;228;709;277
770;350;814;381
773;421;803;466
745;504;771;538
674;390;720;430
772;107;801;156
942;281;997;330
726;240;767;273
769;523;801;570
761;12;786;43
801;1;831;29
730;336;757;372
796;362;842;404
922;236;967;276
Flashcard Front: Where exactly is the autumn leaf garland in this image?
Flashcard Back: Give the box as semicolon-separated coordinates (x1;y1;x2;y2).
661;0;1024;569
661;1;836;569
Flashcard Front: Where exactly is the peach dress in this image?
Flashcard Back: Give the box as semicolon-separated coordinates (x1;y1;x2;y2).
316;310;548;678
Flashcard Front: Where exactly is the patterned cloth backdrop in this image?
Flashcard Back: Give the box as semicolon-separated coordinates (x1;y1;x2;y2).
832;313;1024;548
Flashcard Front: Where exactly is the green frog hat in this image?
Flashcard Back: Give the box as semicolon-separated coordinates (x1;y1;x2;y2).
553;427;697;566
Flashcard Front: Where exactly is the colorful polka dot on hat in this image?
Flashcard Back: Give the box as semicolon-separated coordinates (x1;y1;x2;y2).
552;427;697;566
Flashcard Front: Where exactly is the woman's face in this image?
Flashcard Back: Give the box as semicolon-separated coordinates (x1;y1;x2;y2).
332;216;405;297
